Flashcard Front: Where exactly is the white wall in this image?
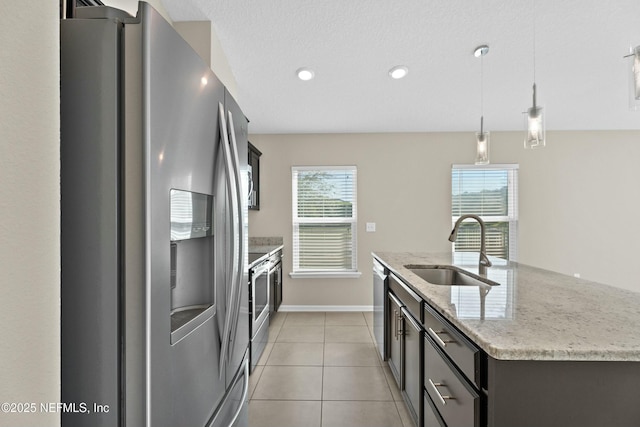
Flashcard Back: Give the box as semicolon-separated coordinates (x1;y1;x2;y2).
248;131;640;308
0;1;60;426
104;0;239;99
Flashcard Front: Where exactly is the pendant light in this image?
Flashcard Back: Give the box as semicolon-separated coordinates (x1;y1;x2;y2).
524;0;545;149
475;45;490;165
626;45;640;110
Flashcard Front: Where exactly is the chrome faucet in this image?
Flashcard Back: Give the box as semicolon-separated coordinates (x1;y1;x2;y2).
448;214;492;275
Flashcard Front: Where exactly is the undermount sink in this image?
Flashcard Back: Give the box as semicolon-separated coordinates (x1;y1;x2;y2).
404;265;499;287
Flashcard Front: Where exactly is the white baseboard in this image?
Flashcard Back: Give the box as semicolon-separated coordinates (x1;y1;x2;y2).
278;305;373;312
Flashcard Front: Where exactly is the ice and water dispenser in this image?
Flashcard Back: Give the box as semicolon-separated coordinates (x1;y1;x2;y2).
169;189;215;344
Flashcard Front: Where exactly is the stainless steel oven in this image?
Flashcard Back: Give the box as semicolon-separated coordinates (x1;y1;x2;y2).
249;258;270;371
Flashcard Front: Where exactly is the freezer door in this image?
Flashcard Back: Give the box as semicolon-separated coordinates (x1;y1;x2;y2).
128;3;227;426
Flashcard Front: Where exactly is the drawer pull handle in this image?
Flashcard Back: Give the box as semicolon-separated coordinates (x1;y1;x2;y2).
428;327;455;347
428;378;455;406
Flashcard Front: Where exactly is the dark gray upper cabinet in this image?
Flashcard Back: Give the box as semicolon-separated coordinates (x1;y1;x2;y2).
248;142;261;210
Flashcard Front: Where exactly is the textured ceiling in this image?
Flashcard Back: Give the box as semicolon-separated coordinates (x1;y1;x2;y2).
161;0;640;134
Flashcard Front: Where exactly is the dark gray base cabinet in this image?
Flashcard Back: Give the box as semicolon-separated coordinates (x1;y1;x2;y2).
386;274;422;427
424;392;446;427
424;335;481;427
487;358;640;427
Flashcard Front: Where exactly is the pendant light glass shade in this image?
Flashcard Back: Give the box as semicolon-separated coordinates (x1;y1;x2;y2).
524;0;545;149
475;129;490;165
630;45;640;110
524;84;545;149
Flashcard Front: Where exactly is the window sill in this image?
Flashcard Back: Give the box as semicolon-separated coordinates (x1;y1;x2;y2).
289;271;362;279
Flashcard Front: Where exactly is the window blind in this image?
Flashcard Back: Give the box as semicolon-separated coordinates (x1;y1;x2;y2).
451;165;519;260
292;166;357;272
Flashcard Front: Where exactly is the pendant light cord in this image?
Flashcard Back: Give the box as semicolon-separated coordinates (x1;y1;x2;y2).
533;0;537;84
480;54;484;133
481;54;484;116
480;0;485;132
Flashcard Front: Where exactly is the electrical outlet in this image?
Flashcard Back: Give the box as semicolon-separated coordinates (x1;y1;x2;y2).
366;222;376;232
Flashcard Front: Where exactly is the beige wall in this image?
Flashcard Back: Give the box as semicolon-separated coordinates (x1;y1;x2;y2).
0;1;60;426
248;131;640;308
174;21;239;99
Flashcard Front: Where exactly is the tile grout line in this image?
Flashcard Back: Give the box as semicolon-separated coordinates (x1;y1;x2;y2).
250;311;403;427
321;319;325;427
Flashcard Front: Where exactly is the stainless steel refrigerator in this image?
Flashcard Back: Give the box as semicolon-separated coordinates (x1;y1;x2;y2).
60;3;250;426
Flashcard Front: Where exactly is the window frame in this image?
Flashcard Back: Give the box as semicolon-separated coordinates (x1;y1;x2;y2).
290;165;361;279
451;164;519;261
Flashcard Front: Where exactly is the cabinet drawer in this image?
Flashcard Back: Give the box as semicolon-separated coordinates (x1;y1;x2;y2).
424;303;481;388
424;391;446;427
425;336;480;427
389;273;422;321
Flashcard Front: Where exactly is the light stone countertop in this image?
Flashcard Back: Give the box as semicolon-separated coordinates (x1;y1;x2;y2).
373;251;640;362
249;236;283;248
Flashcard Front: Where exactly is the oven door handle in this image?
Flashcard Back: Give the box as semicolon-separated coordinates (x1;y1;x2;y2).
252;261;271;277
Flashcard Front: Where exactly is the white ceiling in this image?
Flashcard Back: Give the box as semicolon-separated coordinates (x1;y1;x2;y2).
161;0;640;134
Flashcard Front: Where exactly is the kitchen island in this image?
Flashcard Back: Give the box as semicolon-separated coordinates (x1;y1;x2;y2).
373;251;640;427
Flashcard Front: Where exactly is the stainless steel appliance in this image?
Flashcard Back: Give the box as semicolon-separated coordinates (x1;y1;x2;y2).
249;257;270;372
60;3;249;426
373;258;388;359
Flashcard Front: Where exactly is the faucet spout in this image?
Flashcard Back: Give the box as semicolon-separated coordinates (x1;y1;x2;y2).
449;214;493;274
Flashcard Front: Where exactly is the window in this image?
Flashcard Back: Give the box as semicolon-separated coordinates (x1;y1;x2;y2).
451;164;519;260
291;166;359;278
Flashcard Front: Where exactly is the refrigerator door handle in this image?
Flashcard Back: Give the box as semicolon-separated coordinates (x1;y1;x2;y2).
228;357;249;427
218;102;240;378
226;109;245;362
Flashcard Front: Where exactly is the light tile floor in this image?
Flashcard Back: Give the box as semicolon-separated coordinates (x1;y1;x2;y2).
248;311;415;427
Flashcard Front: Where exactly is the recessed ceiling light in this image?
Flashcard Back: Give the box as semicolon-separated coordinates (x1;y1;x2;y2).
474;45;489;57
296;67;315;81
389;65;408;79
